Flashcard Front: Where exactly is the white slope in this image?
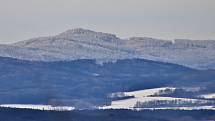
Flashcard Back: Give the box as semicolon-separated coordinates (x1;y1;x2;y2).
200;93;215;99
124;87;176;98
109;87;175;98
126;37;215;69
0;104;75;111
133;106;215;111
0;28;136;62
101;87;210;110
0;28;215;69
0;44;65;61
12;28;136;60
101;97;202;110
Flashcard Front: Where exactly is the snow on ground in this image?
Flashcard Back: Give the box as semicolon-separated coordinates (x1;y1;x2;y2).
1;28;215;69
200;93;215;99
109;87;175;98
99;106;215;111
101;87;211;110
133;106;215;111
0;104;75;111
124;87;175;98
101;96;202;109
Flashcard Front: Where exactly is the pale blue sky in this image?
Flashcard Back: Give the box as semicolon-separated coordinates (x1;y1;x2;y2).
0;0;214;43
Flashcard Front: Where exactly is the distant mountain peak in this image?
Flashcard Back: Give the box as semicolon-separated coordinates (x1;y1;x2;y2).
56;28;120;43
57;28;117;38
59;28;95;35
11;28;122;47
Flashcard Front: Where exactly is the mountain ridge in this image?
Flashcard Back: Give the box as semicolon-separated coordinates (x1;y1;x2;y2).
0;28;215;69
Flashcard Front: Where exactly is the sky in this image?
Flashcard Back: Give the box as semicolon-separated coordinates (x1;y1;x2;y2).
0;0;215;44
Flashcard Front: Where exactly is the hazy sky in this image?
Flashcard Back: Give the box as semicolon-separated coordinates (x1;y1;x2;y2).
0;0;214;43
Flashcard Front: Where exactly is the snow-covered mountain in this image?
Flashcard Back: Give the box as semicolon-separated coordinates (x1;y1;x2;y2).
125;37;215;69
0;28;215;69
0;28;136;62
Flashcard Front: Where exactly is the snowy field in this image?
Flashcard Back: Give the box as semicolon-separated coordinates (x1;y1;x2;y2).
123;87;176;98
0;104;75;111
200;93;215;99
101;97;204;109
101;87;214;110
109;87;175;98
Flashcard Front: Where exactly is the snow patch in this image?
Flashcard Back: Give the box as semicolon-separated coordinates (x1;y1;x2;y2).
101;96;202;110
109;87;175;98
0;104;75;111
200;93;215;99
102;87;210;110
